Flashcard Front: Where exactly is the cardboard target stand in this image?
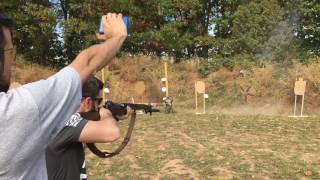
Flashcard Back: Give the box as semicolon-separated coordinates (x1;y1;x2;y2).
195;81;208;114
289;78;308;118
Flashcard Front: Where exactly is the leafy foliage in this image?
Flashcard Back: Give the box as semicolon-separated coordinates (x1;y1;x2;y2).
1;0;318;68
296;0;320;56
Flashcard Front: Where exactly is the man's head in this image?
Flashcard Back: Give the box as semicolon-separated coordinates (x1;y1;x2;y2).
0;15;14;92
79;76;104;113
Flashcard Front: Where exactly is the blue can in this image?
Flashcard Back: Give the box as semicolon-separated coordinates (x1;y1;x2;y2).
98;16;129;35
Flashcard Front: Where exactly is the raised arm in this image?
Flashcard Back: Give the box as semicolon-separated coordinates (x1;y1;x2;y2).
69;13;127;83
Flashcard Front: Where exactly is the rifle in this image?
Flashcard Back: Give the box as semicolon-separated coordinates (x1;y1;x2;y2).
104;101;160;120
79;101;160;158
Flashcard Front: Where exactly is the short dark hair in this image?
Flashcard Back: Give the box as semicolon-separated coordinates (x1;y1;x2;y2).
82;76;104;98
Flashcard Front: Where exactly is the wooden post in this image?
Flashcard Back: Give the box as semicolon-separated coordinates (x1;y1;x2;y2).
195;82;198;114
301;95;305;116
294;95;297;116
203;93;206;114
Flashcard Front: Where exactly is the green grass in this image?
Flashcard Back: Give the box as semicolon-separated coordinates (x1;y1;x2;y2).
85;113;320;179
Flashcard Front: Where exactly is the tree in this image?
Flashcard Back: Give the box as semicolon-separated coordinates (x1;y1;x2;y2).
1;0;318;67
1;0;60;66
228;0;283;55
296;0;320;56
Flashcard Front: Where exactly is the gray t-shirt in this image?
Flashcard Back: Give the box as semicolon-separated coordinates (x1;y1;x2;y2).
0;67;82;180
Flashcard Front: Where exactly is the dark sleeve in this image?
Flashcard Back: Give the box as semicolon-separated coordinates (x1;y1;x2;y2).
47;113;88;152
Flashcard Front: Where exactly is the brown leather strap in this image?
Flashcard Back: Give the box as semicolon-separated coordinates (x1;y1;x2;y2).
86;112;137;158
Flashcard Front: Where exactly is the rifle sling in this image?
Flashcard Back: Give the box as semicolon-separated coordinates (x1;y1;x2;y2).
86;112;137;158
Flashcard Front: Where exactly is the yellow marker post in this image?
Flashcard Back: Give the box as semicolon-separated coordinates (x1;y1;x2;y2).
195;81;206;114
164;61;169;98
101;68;106;102
96;28;107;102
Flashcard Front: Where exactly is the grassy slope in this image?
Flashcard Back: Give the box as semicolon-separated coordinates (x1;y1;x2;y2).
12;56;320;116
102;56;320;116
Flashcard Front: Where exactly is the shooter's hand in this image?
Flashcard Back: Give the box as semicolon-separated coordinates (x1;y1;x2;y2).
116;106;133;120
126;106;134;116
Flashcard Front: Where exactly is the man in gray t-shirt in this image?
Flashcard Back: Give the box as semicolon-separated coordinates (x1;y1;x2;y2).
0;13;127;179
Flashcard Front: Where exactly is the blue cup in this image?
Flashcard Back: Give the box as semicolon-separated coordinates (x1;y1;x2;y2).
98;16;129;35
